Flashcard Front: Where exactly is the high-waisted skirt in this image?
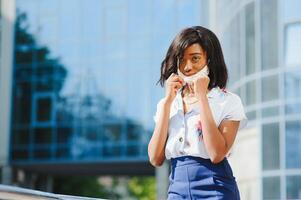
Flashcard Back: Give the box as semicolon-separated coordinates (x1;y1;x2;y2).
167;156;240;200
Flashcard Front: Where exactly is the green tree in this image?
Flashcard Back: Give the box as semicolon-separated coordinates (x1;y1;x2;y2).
127;176;156;200
53;176;120;199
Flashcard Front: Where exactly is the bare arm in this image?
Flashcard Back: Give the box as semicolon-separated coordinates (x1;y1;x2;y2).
148;74;183;167
148;99;171;167
198;95;240;164
193;76;240;164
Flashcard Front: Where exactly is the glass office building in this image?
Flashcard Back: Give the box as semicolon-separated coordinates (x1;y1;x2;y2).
212;0;301;199
10;0;208;177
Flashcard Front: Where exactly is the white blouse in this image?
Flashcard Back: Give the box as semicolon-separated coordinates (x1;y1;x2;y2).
153;87;248;160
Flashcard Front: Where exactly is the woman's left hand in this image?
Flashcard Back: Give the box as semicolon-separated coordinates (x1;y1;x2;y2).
192;75;210;100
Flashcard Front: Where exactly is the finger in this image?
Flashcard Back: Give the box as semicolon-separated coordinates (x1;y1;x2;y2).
172;82;182;90
171;76;184;85
166;73;175;82
171;82;182;88
169;73;176;79
177;75;184;84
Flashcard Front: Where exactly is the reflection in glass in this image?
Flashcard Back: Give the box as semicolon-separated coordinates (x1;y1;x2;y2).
176;0;201;28
286;121;301;168
284;0;301;22
262;123;280;170
261;0;278;69
33;148;51;159
35;95;53;122
262;106;279;118
287;175;301;199
285;103;301;115
262;75;279;102
246;110;256;120
12;149;29;160
263;176;280;200
13;82;32;123
34;128;52;144
285;70;301;99
103;124;122;142
246;80;256;105
223;16;241;84
245;2;255;75
102;144;122;158
12;129;30;146
285;23;301;65
12;0;207;164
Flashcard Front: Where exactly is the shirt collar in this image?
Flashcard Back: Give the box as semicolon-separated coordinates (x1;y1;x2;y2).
175;86;220;99
174;86;221;111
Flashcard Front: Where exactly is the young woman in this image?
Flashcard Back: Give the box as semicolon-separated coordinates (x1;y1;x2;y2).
148;26;248;199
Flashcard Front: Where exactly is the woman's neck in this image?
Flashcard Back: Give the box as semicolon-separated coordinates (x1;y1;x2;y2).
181;84;210;97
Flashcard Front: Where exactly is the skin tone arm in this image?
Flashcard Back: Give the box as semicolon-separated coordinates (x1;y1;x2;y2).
193;76;240;164
148;74;184;167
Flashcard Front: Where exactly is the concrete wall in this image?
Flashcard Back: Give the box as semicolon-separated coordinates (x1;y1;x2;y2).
0;0;15;184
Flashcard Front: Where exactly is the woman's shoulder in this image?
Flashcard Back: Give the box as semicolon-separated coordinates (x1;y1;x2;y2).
214;87;243;105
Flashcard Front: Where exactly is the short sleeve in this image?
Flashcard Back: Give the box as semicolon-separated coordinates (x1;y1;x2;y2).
222;94;248;130
153;98;165;123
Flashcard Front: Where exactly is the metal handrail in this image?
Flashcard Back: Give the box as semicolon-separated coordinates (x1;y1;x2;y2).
0;184;107;200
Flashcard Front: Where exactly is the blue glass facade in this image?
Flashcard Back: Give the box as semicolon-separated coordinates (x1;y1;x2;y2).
10;0;207;166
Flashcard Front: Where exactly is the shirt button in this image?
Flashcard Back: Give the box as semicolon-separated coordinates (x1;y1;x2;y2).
179;137;183;142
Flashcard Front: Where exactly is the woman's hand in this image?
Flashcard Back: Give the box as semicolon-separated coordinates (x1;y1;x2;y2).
193;75;210;100
165;73;184;103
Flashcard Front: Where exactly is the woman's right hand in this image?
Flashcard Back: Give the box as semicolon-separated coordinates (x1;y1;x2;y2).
165;73;184;103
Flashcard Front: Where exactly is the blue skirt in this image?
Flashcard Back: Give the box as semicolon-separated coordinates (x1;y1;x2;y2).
168;156;240;200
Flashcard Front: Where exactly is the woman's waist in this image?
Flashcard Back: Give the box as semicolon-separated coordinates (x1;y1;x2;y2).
170;155;228;168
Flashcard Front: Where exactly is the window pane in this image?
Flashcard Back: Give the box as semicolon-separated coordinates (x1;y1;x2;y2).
285;103;301;115
284;0;301;22
246;80;256;105
246;110;256;120
36;97;52;122
262;106;279;118
262;123;280;170
261;0;278;69
103;124;122;142
34;128;52;144
263;176;280;199
12;129;30;145
287;175;301;199
285;23;301;65
105;6;126;37
285;70;301;99
262;75;279;102
12;149;29;160
245;2;255;75
126;144;140;157
128;1;152;36
33;148;51;159
286;121;301;168
176;0;201;28
223;15;241;85
56;127;72;144
13;83;32;124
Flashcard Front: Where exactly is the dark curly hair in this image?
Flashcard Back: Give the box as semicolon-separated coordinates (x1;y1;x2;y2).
158;26;228;90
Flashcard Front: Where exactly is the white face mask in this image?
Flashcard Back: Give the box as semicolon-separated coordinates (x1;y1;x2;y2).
177;65;209;85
